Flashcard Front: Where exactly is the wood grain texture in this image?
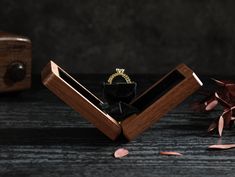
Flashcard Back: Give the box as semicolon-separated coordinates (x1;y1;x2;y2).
42;62;202;141
0;31;31;92
41;61;121;140
0;74;235;177
122;64;202;140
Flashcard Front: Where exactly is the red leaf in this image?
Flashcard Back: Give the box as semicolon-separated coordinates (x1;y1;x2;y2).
205;99;218;111
114;148;129;158
208;144;235;150
226;84;235;97
215;92;231;108
218;116;224;137
159;151;183;156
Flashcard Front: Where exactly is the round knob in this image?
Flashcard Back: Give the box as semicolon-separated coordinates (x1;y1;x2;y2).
7;62;26;82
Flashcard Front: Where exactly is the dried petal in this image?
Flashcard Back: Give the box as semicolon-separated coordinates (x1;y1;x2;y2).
208;121;217;132
205;99;218;111
218;116;224;137
208;144;235;150
159;151;183;156
114;148;129;158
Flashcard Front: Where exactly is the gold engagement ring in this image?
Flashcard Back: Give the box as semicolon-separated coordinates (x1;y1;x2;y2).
107;68;132;84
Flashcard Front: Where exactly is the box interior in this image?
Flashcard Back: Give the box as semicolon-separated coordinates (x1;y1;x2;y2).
58;67;185;120
58;68;102;108
131;70;185;112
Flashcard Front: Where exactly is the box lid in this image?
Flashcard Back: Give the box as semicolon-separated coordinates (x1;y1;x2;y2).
41;61;121;140
0;31;31;43
121;64;203;141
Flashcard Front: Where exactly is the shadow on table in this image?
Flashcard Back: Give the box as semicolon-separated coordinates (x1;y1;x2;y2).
0;128;127;146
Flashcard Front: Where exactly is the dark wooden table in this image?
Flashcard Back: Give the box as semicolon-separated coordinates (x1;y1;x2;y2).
0;75;234;177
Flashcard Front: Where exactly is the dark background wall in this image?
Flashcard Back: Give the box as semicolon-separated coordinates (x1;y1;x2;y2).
0;0;235;75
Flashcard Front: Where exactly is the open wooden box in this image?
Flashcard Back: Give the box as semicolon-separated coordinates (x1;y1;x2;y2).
41;61;203;141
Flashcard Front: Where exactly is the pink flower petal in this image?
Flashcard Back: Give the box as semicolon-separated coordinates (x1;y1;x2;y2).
114;148;129;158
218;116;224;137
159;151;183;156
205;99;218;111
208;144;235;150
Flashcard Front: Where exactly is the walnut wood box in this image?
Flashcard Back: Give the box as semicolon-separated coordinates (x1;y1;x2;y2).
42;61;203;141
0;32;31;92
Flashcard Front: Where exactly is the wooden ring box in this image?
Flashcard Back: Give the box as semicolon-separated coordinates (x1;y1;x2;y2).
42;61;203;141
0;32;31;92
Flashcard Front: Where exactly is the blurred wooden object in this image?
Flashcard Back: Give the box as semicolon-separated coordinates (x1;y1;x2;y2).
0;32;31;92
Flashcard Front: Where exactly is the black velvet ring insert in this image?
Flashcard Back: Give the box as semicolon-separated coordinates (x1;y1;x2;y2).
103;82;137;105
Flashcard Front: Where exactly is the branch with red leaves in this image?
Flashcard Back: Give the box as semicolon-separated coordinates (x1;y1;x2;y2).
193;78;235;137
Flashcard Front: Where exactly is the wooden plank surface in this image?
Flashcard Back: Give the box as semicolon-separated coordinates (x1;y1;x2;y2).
0;74;235;177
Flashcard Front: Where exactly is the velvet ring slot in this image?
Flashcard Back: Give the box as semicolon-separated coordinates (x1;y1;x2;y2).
41;61;202;141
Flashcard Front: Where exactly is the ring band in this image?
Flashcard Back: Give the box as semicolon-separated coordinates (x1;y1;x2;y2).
107;68;132;84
